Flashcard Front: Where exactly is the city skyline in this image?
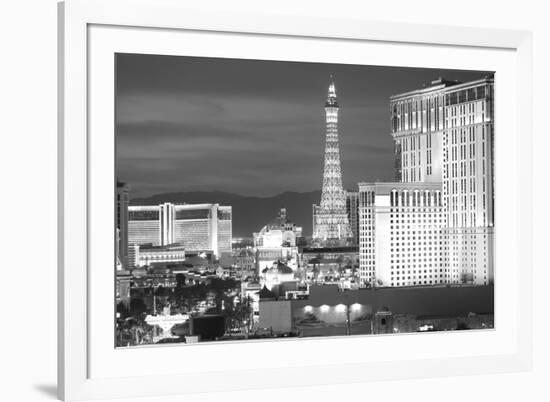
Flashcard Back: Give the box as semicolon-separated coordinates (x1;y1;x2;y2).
116;53;490;199
115;56;495;347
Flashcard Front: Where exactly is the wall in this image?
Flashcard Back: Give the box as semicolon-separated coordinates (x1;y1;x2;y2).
1;0;548;402
259;300;293;332
289;285;492;326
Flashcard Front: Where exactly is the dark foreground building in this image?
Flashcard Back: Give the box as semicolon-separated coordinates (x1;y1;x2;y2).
259;284;493;337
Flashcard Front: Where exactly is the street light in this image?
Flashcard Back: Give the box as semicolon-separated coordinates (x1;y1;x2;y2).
335;304;346;313
343;294;352;336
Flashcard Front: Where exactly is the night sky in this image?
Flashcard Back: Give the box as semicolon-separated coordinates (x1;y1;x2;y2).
115;54;490;198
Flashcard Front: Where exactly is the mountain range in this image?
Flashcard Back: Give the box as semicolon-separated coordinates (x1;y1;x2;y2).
130;190;322;238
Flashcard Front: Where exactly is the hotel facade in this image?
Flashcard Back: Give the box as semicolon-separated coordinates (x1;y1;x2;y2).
346;191;360;245
359;77;494;287
128;203;232;258
129;243;187;268
358;182;444;287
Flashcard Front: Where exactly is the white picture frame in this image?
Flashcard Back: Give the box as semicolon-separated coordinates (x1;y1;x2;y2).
58;0;533;400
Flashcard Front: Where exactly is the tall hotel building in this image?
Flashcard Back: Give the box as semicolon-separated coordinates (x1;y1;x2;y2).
128;203;232;258
359;77;494;287
116;182;130;268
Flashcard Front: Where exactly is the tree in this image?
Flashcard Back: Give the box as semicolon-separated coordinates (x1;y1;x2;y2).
336;255;345;274
116;301;129;320
297;312;322;324
129;297;148;317
173;283;208;313
460;272;474;284
224;295;253;334
312;264;320;281
117;317;155;346
351;263;359;277
155;285;167;297
175;273;186;287
208;277;239;312
456;321;470;330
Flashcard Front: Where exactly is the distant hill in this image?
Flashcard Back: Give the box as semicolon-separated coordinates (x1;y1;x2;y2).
130;190;322;238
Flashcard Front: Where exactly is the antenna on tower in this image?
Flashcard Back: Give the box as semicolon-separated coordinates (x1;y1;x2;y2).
327;74;337;101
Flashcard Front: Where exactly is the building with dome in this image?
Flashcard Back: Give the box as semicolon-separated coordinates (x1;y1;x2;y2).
253;208;303;272
253;208;302;248
260;261;298;294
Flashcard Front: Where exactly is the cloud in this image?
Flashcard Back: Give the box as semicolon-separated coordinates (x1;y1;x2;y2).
115;54;490;197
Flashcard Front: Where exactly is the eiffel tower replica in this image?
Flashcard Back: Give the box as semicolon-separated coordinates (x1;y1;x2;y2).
312;75;353;247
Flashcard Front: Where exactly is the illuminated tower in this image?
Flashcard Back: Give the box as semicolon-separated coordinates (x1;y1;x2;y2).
312;75;353;245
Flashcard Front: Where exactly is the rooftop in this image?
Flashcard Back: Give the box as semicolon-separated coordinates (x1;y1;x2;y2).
182;256;209;267
301;246;359;254
139;242;185;251
261;261;294;275
357;181;443;193
258;286;276;299
389;76;494;101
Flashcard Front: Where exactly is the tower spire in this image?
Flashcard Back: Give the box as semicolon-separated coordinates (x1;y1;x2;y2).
326;74;338;107
328;74;336;95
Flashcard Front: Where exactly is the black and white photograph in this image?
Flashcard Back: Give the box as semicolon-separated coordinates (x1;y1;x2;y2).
114;54;495;347
5;0;546;399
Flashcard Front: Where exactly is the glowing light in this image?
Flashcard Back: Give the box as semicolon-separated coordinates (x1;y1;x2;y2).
304;305;313;313
335;304;346;313
320;304;330;312
418;324;434;332
351;303;362;312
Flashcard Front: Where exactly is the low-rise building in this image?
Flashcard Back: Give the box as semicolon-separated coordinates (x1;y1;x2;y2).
301;246;359;289
258;284;493;336
241;280;262;321
135;243;186;267
232;248;256;278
